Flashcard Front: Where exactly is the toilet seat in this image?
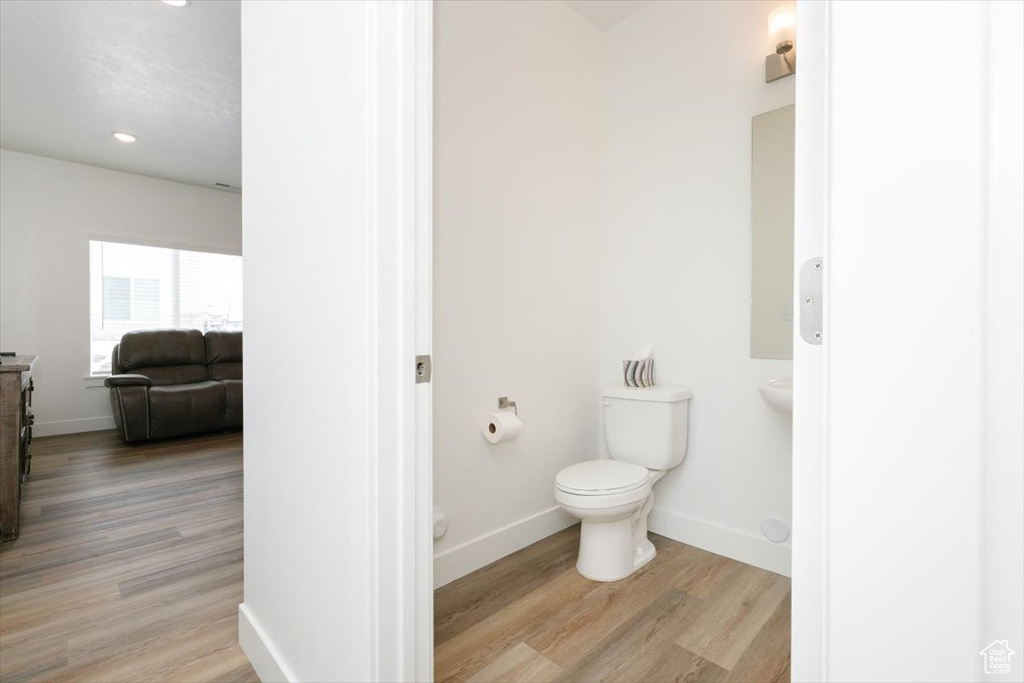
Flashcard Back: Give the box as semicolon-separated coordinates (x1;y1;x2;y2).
555;460;649;496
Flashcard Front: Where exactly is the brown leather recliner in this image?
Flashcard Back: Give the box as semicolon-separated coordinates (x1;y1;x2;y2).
105;329;243;442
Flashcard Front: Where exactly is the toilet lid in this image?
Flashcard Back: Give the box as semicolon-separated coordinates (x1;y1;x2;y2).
555;460;649;496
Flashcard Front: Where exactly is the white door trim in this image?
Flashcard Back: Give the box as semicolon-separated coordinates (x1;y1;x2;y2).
412;1;435;680
792;2;830;681
368;1;433;680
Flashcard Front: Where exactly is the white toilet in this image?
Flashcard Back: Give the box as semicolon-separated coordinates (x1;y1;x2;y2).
554;385;692;582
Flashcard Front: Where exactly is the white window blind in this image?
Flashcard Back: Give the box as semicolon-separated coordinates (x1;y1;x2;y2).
89;240;242;376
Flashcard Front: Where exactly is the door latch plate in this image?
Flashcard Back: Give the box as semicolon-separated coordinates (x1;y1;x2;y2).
415;355;432;384
799;258;824;345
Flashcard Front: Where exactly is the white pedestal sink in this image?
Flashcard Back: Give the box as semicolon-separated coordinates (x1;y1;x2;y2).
758;377;792;416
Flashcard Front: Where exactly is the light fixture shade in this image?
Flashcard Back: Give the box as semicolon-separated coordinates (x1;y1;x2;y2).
112;132;137;143
768;4;796;53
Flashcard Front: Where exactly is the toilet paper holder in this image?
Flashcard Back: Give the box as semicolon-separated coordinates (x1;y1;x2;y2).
498;396;518;416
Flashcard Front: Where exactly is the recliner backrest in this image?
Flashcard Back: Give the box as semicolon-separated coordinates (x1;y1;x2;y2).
115;329;210;386
205;330;243;380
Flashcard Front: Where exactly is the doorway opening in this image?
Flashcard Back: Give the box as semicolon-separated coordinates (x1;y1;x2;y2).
429;1;802;680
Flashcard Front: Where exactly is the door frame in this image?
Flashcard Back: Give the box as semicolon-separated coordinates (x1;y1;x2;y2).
371;1;433;680
791;2;829;681
402;2;829;681
411;1;435;680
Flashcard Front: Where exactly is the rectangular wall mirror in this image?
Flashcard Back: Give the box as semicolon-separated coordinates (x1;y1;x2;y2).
750;104;795;360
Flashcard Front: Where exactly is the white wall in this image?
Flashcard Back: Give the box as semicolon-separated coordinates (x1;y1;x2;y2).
0;149;241;436
242;1;431;679
432;0;603;586
600;1;795;575
240;1;409;680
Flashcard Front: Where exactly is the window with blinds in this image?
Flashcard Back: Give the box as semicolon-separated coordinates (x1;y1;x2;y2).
89;240;242;376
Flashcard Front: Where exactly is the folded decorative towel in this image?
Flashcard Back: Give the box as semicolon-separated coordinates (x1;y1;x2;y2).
622;358;655;387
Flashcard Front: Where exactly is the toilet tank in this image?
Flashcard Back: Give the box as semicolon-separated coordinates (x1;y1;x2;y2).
602;386;693;470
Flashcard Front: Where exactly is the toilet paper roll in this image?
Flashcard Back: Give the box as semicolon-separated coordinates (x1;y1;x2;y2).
482;409;523;444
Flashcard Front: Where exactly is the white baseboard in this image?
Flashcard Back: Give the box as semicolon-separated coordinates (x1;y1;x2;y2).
238;603;294;683
433;506;577;589
33;416;116;437
649;507;792;577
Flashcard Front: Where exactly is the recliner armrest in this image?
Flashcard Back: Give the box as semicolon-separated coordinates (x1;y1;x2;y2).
104;374;152;388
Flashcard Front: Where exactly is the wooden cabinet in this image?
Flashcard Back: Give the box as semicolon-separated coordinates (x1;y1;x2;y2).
1;355;35;541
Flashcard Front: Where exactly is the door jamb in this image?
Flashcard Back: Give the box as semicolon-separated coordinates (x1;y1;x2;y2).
792;2;830;681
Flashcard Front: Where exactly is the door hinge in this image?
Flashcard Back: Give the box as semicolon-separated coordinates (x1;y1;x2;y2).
799;257;824;345
415;355;432;383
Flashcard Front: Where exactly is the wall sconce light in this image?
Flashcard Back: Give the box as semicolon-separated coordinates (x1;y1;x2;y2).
766;4;796;83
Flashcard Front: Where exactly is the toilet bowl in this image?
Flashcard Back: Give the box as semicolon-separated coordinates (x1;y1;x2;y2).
554;386;691;582
555;459;664;581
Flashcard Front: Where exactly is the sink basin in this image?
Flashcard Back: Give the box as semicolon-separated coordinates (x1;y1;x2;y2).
759;377;792;416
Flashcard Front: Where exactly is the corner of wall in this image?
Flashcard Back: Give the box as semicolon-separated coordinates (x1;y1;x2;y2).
598;0;795;577
238;603;294;683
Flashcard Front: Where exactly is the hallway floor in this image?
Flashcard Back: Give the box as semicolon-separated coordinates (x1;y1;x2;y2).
0;430;256;683
435;526;790;683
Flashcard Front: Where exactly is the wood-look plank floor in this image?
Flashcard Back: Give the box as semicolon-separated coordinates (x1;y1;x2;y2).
435;526;790;683
0;430;258;683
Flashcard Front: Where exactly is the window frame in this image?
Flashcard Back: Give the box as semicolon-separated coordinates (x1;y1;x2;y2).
87;236;243;377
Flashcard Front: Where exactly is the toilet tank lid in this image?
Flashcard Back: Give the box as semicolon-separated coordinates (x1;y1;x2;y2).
602;385;693;402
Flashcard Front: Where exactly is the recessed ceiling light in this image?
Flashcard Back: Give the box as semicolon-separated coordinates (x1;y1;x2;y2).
112;132;137;143
161;0;191;7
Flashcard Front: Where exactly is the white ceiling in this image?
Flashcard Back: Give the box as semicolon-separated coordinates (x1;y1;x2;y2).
564;0;654;31
0;0;241;193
